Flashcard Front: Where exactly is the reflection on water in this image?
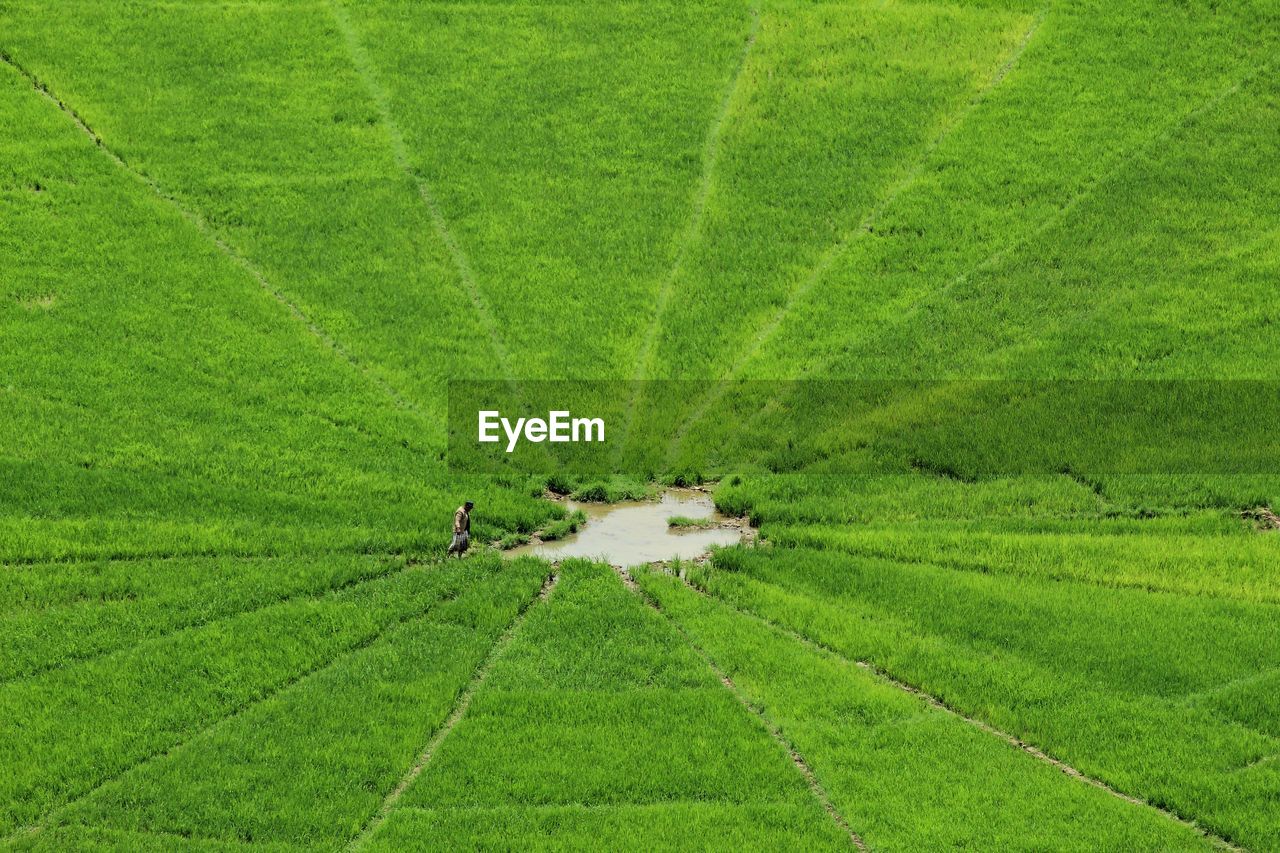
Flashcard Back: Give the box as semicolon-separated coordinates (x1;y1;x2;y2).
506;489;741;566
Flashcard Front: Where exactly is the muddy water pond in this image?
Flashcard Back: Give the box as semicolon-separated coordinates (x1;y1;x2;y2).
506;489;742;566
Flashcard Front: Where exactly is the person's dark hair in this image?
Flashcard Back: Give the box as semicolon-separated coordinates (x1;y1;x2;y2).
464;500;474;508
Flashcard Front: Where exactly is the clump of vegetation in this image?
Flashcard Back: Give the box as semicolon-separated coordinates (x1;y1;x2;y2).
660;469;705;488
544;473;574;496
568;482;611;502
539;509;587;542
712;476;754;519
570;477;652;503
1242;506;1280;531
666;515;717;529
497;531;531;549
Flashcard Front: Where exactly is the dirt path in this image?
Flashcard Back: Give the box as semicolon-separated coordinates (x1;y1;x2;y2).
676;573;1246;853
617;566;867;850
347;572;560;850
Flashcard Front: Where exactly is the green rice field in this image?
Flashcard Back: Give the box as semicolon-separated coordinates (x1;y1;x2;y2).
2;0;1277;848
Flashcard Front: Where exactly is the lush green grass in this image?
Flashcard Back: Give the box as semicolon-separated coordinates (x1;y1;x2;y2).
39;558;551;849
684;544;1280;848
369;803;848;852
658;0;1280;479
0;58;557;564
635;566;1212;849
641;0;1035;381
623;0;1036;459
746;1;1276;379
2;554;513;834
386;562;846;846
2;0;1277;848
337;0;753;381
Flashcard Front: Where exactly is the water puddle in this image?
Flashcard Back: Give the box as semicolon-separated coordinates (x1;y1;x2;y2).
506;488;743;567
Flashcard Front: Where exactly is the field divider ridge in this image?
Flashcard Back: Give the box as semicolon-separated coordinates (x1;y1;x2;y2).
1;550;297;570
0;546;422;571
324;0;516;386
617;566;867;851
0;48;432;427
765;536;1280;607
1;556;423;686
674;570;1246;852
842;59;1272;384
0;560;479;847
347;571;561;851
661;8;1046;465
1179;664;1280;705
1233;754;1276;775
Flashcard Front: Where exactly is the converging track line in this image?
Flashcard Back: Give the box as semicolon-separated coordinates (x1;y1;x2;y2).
347;572;560;851
781;542;1280;608
0;49;430;428
877;64;1271;379
325;0;517;385
1;557;418;686
665;58;1265;465
0;542;449;570
712;65;1273;466
726;7;1047;374
617;0;762;452
1;576;474;848
677;573;1246;852
659;10;1046;466
618;568;867;851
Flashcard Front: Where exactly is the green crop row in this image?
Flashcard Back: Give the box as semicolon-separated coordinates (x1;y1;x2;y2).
714;472;1107;526
715;470;1278;528
766;522;1280;604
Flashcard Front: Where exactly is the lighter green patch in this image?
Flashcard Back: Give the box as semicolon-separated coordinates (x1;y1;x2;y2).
15;292;56;310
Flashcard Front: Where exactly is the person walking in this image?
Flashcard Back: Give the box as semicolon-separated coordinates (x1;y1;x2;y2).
448;500;473;557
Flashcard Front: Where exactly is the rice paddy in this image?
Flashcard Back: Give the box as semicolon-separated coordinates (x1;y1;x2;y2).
2;0;1277;848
